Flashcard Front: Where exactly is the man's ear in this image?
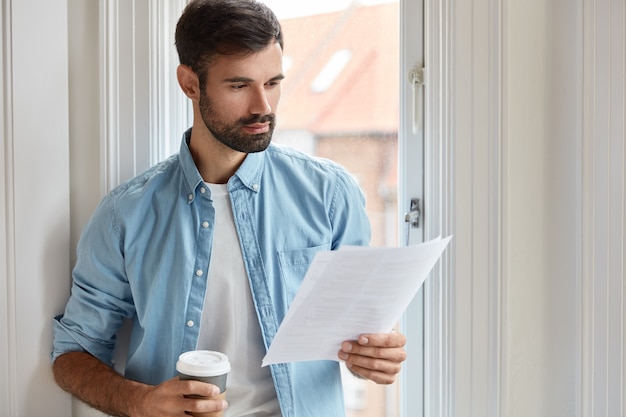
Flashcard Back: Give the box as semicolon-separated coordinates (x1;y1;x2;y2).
177;65;200;100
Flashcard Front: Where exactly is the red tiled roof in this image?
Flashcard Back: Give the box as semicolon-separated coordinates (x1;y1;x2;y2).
277;3;399;135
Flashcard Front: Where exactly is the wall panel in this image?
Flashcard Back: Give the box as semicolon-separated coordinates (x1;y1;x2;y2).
582;1;626;416
1;0;72;416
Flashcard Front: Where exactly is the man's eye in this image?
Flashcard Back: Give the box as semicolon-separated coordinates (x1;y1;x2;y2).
232;84;247;90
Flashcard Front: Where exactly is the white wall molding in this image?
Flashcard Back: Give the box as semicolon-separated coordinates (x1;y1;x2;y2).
100;0;150;192
582;0;626;416
424;0;504;415
99;0;189;193
425;0;505;414
1;1;17;414
149;0;192;163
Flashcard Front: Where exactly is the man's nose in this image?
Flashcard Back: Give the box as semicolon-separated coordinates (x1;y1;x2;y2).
249;88;272;115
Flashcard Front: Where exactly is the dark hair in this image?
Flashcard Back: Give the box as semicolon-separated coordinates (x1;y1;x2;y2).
175;0;283;77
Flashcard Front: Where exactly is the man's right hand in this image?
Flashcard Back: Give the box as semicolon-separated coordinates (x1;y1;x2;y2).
52;351;228;417
134;377;228;417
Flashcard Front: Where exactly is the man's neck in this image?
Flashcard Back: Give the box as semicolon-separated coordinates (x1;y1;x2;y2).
188;125;247;184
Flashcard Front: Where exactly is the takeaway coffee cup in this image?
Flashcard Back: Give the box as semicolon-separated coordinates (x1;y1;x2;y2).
177;350;231;417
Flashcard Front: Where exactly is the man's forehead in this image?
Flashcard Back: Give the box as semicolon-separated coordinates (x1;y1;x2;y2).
207;43;283;78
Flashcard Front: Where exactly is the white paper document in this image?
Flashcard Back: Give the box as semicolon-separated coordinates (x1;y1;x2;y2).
262;235;452;366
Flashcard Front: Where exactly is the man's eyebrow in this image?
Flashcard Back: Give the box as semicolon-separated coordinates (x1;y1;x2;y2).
223;74;285;83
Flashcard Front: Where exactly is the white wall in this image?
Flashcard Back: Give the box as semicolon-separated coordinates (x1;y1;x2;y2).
67;1;106;415
503;2;582;415
425;0;625;416
68;0;101;264
0;1;72;416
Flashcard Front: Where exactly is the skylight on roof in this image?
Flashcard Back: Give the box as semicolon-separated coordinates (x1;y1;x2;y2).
310;49;353;93
282;56;294;74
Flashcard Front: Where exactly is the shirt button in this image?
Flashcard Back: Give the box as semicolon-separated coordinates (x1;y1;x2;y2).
252;183;260;191
200;187;206;194
195;269;203;276
187;320;194;327
202;221;210;228
188;194;193;201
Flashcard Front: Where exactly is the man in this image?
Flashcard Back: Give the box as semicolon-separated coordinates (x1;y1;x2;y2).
52;1;407;416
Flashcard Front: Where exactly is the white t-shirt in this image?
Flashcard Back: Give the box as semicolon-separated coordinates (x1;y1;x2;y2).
197;183;281;417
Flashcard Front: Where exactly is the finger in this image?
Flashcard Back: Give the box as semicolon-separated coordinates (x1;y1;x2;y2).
357;332;407;348
346;362;399;385
342;349;403;374
340;341;407;363
176;379;221;397
184;395;229;414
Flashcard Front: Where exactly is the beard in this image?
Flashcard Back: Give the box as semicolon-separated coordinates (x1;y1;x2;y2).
199;91;276;153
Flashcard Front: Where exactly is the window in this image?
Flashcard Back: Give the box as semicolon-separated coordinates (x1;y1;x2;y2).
309;49;353;93
99;0;425;416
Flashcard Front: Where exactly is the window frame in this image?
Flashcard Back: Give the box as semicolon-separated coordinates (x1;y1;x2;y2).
398;1;425;417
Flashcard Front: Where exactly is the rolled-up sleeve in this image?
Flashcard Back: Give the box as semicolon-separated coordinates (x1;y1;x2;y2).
52;193;135;365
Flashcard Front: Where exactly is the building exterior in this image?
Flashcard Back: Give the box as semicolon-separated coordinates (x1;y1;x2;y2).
276;3;400;249
274;4;400;416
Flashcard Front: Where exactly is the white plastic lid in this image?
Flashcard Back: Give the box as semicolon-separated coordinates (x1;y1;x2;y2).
176;350;231;377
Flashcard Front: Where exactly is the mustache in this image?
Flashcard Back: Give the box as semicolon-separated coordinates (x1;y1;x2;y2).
239;113;275;125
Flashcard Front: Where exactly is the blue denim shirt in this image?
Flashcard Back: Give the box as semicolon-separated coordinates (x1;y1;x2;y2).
52;130;371;417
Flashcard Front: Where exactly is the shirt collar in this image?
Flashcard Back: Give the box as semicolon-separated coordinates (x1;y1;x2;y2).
231;150;264;193
178;129;265;200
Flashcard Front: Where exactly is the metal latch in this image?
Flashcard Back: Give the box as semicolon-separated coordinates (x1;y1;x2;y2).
409;65;424;87
404;198;420;228
409;65;425;133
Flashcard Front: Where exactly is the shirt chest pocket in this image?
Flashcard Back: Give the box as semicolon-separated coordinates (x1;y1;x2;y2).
277;243;331;304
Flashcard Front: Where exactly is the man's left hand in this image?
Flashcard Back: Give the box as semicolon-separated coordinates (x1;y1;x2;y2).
338;331;407;384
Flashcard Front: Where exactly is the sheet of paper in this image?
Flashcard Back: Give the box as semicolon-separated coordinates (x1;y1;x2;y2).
262;235;452;366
